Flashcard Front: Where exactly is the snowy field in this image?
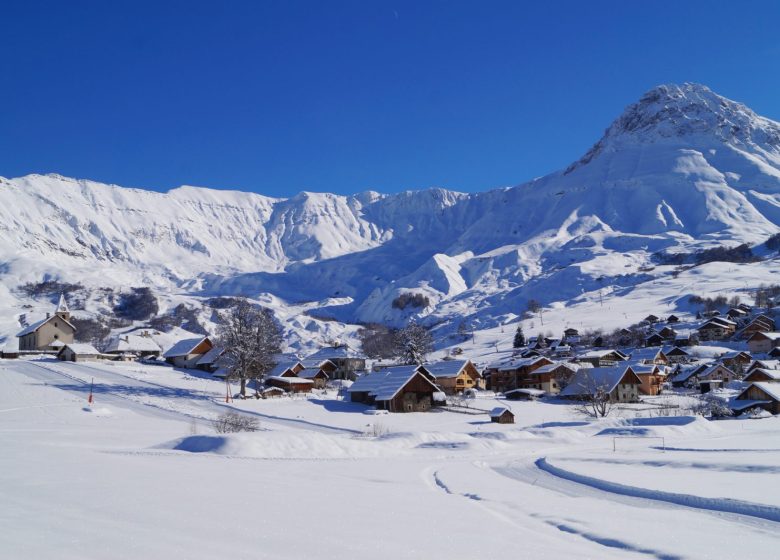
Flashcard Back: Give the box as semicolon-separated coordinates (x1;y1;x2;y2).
2;358;780;559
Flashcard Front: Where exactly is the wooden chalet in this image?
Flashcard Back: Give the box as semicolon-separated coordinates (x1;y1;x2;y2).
559;366;642;403
628;347;669;366
666;314;680;324
265;375;313;393
746;359;780;374
718;351;752;371
747;332;780;354
305;344;365;380
739;315;775;339
104;334;162;359
424;359;483;395
518;362;577;395
297;367;330;389
665;346;691;363
628;363;664;396
672;363;735;388
504;388;545;401
486;356;553;393
732;383;780;415
697;317;736;341
743;368;780;383
347;365;443;413
489;407;515;424
643;314;660;324
726;307;748;321
657;326;677;340
645;333;664;347
163;336;213;368
576;349;629;368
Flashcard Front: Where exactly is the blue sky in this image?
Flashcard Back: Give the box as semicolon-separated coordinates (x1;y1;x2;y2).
2;0;779;197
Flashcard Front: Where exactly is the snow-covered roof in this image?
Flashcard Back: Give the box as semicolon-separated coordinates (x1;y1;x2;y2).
105;334;162;354
749;359;780;370
306;344;363;360
348;365;437;402
298;368;328;379
559;366;636;397
49;339;65;348
266;375;313;384
266;362;302;378
533;362;576;374
701;317;736;328
749;331;780;341
163;337;209;358
494;356;548;371
424;359;469;379
300;358;334;370
195;346;224;366
505;388;545;397
60;343;100;355
748;382;780;401
489;407;511;418
745;368;780;381
729;399;771;411
578;349;628;360
16;313;76;337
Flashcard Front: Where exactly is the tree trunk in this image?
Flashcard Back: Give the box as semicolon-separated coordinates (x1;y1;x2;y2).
240;378;247;398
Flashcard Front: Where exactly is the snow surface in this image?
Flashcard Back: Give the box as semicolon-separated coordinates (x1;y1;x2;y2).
2;357;780;559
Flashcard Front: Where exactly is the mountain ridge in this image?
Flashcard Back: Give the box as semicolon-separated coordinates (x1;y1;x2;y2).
3;83;780;348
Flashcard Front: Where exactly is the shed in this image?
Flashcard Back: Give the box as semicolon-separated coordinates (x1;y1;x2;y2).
489;407;515;424
163;336;213;368
57;343;102;362
504;388;545;401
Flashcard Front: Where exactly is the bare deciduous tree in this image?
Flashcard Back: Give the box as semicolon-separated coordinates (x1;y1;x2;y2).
573;373;614;418
394;320;433;365
217;298;283;398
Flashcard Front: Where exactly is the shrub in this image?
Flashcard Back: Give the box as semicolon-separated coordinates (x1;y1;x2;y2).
766;233;780;252
213;412;260;433
391;292;430;310
113;288;159;321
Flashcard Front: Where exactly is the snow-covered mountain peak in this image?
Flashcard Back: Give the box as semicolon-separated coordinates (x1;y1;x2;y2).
570;83;780;172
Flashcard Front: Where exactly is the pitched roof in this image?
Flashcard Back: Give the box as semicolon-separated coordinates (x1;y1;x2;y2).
748;331;780;342
533;362;577;375
265;362;302;378
16;314;76;337
348;365;437;401
163;337;210;358
578;349;628;360
298;368;328;379
105;334;162;354
740;382;780;402
495;356;549;371
306;344;363;360
744;368;780;381
266;376;313;385
559;366;638;397
424;360;470;379
489;407;512;418
300;358;334;369
59;343;100;355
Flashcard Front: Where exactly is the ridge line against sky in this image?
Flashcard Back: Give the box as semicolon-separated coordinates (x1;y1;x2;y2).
1;0;780;197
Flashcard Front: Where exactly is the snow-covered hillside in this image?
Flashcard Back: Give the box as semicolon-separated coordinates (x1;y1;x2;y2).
3;83;780;349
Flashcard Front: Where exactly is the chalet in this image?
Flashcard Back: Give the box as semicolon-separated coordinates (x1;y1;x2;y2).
576;349;629;368
347;365;442;412
305;344;365;380
697;317;736;341
104;334;162;359
726;307;748;320
628;347;669;366
57;342;102;362
518;362;577;395
747;332;780;354
163;336;213;368
672;363;735;388
559;366;642;403
644;314;660;324
672;335;693;347
628;363;664;396
425;359;483;395
486;356;553;393
718;351;752;371
265;375;313;393
489;407;515;424
658;326;677;340
297;367;329;389
300;358;338;378
563;328;581;344
746;359;780;374
666;314;680;324
743;368;780;383
552;343;574;358
504;388;545;401
645;333;664;347
739;315;775;339
699;380;724;394
769;347;780;359
16;295;76;352
738;303;753;313
665;346;691;363
196;346;225;373
260;386;286;399
732;383;780;415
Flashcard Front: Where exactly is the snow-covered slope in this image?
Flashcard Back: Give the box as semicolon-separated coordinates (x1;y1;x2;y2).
2;83;780;348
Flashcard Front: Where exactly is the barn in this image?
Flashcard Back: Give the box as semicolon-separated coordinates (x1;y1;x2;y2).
348;365;442;412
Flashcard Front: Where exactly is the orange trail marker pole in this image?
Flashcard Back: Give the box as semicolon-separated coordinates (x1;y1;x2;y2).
88;378;94;405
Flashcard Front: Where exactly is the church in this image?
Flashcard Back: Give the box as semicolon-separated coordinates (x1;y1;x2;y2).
16;295;77;352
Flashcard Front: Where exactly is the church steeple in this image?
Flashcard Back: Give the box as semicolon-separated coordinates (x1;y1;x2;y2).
55;293;71;321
